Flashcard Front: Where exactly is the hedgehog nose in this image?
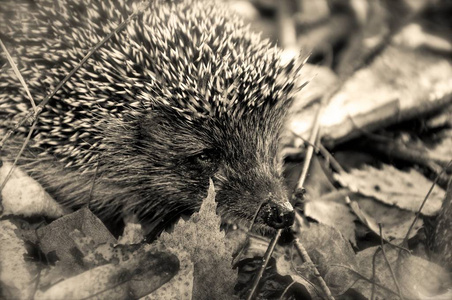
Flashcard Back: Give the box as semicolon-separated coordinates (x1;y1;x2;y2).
262;201;295;229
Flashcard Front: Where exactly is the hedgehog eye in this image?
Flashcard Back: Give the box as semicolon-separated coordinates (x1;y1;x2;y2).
197;153;211;163
189;149;219;174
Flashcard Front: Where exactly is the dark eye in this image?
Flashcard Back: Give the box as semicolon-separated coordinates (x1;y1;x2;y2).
189;149;219;174
196;152;213;164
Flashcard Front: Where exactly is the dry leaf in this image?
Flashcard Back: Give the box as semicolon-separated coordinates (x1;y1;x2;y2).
36;208;116;276
334;164;445;216
159;180;237;300
0;220;38;299
69;230;141;269
305;198;357;246
294;223;358;296
34;246;179;300
144;250;193;300
0;161;68;218
289;44;452;146
275;254;324;300
353;245;451;299
355;196;423;240
31;208;180;299
118;215;145;245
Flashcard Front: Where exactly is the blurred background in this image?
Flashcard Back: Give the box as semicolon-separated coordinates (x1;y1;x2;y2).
226;0;452;76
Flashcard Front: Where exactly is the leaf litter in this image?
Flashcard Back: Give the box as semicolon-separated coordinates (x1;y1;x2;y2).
334;164;445;216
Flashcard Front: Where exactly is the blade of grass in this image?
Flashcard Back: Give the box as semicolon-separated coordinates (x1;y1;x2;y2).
379;224;404;300
0;120;37;195
403;160;452;246
0;38;36;112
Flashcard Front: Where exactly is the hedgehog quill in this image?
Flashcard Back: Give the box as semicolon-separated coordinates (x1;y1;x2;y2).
0;0;304;236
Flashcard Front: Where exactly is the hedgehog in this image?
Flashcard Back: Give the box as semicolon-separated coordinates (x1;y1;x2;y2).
0;0;303;236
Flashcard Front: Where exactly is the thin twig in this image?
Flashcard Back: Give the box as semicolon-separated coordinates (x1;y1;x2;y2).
288;246;324;297
290;130;321;152
333;264;399;297
0;38;37;112
246;59;332;300
0;120;37;193
87;160;100;208
318;143;345;173
293;238;334;300
287;79;343;300
233;200;269;266
291;130;345;173
252;57;343;300
371;247;381;300
296;98;324;191
279;281;296;300
403;160;452;246
277;0;297;50
246;91;328;299
379;224;404;300
381;239;410;254
242;0;416;296
246;229;282;300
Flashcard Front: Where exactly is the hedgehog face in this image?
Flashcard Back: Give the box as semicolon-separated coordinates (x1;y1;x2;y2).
212;138;294;231
120;103;296;233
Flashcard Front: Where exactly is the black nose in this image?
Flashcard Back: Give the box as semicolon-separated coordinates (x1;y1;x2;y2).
262;201;295;229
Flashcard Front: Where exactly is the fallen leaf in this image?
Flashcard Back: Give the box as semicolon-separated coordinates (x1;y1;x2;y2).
34;246;179;300
355;195;423;240
159;180;237;300
118;215;145;245
334;164;445;216
294;223;358;296
0;220;38;299
144;249;193;300
353;245;451;299
275;251;325;300
0;161;69;218
70;230;141;268
289;44;452;146
36;207;116;277
305;196;357;246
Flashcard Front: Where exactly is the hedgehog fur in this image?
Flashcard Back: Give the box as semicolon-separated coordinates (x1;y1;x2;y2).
0;0;303;234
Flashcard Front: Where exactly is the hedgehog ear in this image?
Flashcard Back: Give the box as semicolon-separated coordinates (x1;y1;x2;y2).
137;106;193;142
135;108;209;156
134;111;175;151
137;110;172;138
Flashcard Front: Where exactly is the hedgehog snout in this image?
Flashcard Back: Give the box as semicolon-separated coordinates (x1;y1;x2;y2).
261;198;295;229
